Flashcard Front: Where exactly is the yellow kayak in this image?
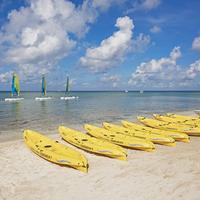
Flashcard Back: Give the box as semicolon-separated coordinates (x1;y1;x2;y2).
84;124;156;151
23;130;88;173
121;121;175;146
167;113;200;122
103;122;175;146
102;122;155;151
58;126;127;161
153;114;200;127
121;120;188;142
137;116;198;136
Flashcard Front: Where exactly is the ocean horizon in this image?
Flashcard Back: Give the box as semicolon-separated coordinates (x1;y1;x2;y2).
1;90;200;92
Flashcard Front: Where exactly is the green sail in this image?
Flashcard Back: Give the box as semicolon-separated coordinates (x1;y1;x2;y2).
12;73;20;96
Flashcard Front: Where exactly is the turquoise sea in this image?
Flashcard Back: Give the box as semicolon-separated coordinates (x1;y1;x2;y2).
0;91;200;141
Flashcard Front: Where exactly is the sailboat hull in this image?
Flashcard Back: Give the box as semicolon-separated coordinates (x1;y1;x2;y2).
35;97;52;101
4;98;24;102
60;96;78;100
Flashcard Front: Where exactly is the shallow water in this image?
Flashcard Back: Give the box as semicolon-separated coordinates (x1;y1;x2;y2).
0;91;200;141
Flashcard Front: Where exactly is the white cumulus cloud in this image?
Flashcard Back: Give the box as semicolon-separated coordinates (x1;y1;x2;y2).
128;47;182;87
80;16;134;72
185;60;200;79
128;46;200;89
0;0;122;79
192;36;200;52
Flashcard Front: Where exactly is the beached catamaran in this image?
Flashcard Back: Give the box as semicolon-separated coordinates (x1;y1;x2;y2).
5;73;24;101
35;75;52;101
60;76;78;100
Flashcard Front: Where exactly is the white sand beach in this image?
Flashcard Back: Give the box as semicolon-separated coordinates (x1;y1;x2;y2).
1;111;200;200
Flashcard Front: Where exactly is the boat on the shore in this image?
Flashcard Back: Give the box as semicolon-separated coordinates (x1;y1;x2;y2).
103;122;175;146
84;124;158;150
58;126;127;160
23;129;88;172
4;73;24;102
167;113;200;121
138;116;200;136
154;114;200;127
121;120;189;142
35;75;52;101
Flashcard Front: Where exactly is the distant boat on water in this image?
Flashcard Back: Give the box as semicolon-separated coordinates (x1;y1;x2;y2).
35;75;52;101
60;76;78;100
124;90;128;93
4;73;24;101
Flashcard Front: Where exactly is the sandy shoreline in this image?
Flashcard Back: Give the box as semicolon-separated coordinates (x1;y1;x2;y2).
1;111;200;200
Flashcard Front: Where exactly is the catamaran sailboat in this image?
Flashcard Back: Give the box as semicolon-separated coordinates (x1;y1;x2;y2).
35;75;52;101
60;76;78;100
4;73;24;101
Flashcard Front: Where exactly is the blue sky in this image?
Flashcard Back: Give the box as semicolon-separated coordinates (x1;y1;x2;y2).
0;0;200;91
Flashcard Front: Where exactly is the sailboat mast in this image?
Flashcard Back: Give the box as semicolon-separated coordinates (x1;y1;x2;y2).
11;74;15;97
42;75;46;96
65;76;69;94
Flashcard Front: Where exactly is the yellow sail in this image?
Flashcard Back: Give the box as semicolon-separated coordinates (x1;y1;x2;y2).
12;73;20;96
15;75;20;96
